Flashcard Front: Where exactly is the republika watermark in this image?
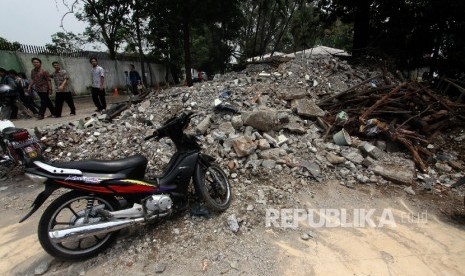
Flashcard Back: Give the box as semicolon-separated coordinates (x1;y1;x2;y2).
265;208;428;228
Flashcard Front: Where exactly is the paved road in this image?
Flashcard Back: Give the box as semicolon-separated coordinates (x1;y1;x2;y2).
11;94;130;129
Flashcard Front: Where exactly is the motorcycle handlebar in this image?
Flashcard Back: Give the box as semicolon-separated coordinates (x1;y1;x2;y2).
144;112;196;141
144;130;158;141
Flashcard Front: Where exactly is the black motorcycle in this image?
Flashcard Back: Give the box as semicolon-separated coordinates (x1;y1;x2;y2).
0;84;17;120
0;120;44;168
20;112;232;260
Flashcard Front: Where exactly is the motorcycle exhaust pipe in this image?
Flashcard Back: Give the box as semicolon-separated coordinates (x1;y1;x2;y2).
49;211;171;243
49;217;145;243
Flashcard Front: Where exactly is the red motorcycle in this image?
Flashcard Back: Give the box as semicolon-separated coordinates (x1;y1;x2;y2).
20;112;232;260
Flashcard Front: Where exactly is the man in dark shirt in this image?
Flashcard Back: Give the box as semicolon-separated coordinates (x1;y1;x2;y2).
129;64;141;95
50;61;76;117
28;57;55;120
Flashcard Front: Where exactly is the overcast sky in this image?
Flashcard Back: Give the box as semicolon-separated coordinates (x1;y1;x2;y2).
0;0;88;46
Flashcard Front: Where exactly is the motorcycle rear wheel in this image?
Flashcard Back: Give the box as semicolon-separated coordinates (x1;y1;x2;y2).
38;191;120;260
194;164;231;212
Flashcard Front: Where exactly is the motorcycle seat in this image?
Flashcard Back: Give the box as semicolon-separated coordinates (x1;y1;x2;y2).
54;154;148;174
2;127;25;136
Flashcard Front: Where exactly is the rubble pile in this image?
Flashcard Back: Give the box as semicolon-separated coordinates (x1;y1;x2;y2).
319;79;465;173
35;55;464;219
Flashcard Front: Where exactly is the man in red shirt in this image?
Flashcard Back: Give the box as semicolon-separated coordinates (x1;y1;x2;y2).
27;57;55;120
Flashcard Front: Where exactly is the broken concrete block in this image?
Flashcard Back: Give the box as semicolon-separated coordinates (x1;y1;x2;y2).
218;122;236;135
362;156;376;167
360;142;385;160
263;133;278;147
231;115;243;129
326;152;345;164
242;109;278;132
259;148;285;160
277;134;289;146
291;98;325;118
279;87;308;100
372;163;415;185
341;150;364;164
262;159;276;169
196;115;212;134
300;160;321;178
232;136;257;157
257;139;271;150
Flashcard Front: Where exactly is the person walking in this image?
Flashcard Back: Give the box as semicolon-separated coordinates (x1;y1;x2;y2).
18;72;40;111
129;64;141;95
9;69;38;115
28;57;55;120
0;67;19;119
90;57;106;113
50;61;76;117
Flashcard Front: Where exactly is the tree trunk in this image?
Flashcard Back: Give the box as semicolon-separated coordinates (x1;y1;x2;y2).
352;0;370;56
183;3;193;87
271;0;301;56
134;17;147;86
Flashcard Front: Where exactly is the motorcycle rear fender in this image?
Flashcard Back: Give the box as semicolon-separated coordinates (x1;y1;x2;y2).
19;184;58;223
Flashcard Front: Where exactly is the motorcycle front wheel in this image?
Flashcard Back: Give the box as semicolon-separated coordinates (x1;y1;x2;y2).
38;191;120;260
194;164;231;212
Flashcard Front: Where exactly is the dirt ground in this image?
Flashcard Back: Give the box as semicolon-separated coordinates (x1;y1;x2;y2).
1;173;464;276
11;94;130;130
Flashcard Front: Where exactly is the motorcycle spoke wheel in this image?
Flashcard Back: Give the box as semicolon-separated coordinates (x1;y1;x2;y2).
38;192;119;260
195;164;231;212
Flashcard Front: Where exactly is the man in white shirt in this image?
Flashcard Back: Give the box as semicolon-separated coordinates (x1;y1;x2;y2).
90;57;106;113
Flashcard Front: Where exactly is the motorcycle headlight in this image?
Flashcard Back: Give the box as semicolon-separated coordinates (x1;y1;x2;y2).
25;173;47;184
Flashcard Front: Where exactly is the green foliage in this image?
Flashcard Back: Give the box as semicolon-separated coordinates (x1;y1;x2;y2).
290;4;322;52
0;37;21;51
45;32;85;52
55;0;465;76
73;0;132;58
318;0;465;71
318;19;353;51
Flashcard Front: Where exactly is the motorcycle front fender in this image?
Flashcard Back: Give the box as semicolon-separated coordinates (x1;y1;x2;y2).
19;184;58;223
193;153;216;190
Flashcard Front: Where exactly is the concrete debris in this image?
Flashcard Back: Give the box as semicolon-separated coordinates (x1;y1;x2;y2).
227;214;240;233
372;160;416;185
24;53;463;223
291;98;325;118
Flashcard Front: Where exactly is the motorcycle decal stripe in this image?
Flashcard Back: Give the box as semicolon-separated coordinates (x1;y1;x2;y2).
55;180;113;194
107;184;157;193
119;179;155;187
65;175;101;184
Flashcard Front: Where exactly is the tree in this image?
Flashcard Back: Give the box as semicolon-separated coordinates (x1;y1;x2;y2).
45;32;85;52
318;0;465;72
61;0;131;59
290;3;323;52
237;0;307;62
145;0;242;86
0;37;21;51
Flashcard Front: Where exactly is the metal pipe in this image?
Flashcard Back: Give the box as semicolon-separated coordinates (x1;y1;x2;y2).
49;211;170;243
49;218;145;243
